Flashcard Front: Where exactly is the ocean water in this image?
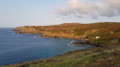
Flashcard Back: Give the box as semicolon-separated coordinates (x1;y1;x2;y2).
0;28;92;65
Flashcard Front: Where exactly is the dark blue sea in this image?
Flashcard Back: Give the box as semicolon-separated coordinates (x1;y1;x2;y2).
0;28;91;65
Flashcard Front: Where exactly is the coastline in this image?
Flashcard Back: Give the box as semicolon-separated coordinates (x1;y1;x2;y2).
2;22;120;67
12;29;104;47
12;22;120;46
0;45;95;66
1;45;120;67
12;30;102;47
0;28;95;66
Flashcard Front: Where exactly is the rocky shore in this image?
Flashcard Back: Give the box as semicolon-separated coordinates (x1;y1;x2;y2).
70;40;103;47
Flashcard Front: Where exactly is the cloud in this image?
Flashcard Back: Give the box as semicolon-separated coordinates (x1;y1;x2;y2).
52;0;120;19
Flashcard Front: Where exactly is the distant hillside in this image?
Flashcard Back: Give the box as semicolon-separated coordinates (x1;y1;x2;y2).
12;22;120;46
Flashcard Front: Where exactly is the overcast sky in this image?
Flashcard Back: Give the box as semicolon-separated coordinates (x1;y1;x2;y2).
0;0;120;28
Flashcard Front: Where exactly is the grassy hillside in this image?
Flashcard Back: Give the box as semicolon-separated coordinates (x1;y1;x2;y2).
1;45;120;67
12;22;120;46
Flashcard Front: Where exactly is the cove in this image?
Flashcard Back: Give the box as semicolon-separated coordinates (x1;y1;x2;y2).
0;28;92;65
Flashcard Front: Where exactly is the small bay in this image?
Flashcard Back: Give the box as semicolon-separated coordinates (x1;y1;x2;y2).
0;28;92;65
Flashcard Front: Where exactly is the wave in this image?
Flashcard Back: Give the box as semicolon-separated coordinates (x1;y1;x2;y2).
31;36;37;38
67;43;74;46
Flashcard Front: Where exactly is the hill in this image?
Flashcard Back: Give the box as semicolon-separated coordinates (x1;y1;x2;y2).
12;22;120;46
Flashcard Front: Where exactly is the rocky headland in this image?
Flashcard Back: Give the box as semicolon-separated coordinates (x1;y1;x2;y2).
12;22;120;46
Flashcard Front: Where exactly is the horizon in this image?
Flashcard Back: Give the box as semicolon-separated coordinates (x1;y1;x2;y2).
0;21;120;28
0;0;120;28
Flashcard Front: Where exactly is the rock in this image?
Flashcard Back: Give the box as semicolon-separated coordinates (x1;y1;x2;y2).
111;38;120;44
36;36;41;37
72;40;84;44
16;31;22;34
71;40;102;47
71;40;86;46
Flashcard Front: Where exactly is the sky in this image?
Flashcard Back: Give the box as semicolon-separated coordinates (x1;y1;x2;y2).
0;0;120;28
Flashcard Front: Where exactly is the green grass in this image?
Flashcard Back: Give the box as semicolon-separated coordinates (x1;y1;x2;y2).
1;45;120;67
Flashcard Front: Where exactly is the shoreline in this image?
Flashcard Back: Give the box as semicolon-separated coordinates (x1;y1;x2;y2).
13;30;102;47
0;30;96;66
1;45;95;66
11;22;120;47
1;44;119;67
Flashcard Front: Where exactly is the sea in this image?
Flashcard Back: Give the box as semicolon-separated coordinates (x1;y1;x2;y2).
0;28;92;65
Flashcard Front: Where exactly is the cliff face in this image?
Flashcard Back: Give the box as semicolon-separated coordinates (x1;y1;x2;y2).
12;22;120;45
12;23;99;39
12;26;39;34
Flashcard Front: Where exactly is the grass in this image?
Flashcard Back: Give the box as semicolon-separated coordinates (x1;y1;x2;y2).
1;45;120;67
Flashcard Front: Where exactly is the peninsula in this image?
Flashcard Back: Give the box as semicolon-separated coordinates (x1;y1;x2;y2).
12;22;120;46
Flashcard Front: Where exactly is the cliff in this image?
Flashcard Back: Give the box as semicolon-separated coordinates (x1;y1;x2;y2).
12;22;120;46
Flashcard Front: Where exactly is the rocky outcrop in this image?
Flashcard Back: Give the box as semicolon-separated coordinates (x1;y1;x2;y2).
110;38;120;44
12;26;98;39
12;26;40;34
71;40;103;47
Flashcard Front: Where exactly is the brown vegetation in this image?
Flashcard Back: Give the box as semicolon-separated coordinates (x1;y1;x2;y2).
12;22;120;46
